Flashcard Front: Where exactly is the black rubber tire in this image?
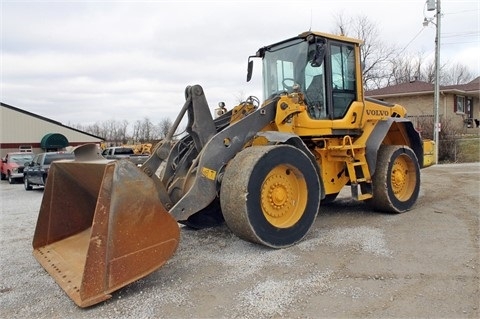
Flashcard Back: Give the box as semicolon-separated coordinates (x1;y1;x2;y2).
8;174;15;184
369;145;420;213
0;172;5;180
220;145;320;248
24;176;33;191
179;199;224;229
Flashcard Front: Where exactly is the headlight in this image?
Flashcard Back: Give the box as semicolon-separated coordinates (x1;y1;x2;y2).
12;168;18;173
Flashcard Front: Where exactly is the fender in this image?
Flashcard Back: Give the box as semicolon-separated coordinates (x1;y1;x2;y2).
365;117;424;176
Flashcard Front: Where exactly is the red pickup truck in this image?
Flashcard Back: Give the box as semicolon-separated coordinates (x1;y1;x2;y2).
1;152;35;184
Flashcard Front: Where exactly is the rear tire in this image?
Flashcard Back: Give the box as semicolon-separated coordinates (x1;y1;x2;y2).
220;145;320;248
369;145;420;213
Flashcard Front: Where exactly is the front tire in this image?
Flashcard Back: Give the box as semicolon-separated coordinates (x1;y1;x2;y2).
369;145;420;213
220;145;320;248
24;176;33;190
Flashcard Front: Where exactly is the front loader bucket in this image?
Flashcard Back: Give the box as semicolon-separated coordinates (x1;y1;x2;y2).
32;158;180;307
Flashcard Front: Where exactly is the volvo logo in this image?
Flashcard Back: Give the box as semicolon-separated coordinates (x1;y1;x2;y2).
366;109;389;116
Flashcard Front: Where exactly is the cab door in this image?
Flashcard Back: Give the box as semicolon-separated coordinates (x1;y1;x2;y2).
328;41;358;120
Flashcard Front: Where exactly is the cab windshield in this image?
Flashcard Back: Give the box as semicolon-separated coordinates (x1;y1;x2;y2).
262;38;327;118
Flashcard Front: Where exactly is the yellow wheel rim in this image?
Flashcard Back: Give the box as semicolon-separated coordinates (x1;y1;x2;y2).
260;165;307;228
390;154;417;201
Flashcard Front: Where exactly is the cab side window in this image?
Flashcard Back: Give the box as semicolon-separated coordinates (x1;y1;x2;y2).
330;43;356;118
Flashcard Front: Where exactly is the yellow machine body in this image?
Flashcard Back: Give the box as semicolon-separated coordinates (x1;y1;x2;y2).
33;31;433;308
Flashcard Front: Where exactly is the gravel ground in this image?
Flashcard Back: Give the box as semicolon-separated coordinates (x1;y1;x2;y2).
0;163;479;319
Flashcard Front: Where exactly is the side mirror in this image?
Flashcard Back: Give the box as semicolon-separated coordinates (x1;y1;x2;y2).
246;58;254;82
311;43;326;67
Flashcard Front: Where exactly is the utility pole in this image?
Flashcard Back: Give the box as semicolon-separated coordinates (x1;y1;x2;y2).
427;0;441;164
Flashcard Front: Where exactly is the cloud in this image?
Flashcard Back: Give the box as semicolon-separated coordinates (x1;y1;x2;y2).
2;0;478;129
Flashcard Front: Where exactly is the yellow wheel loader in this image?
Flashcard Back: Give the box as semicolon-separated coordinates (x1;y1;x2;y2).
32;31;435;307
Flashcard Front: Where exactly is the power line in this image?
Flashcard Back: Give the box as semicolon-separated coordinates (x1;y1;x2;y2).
443;40;479;45
444;10;477;15
442;31;478;35
442;31;479;38
398;27;426;55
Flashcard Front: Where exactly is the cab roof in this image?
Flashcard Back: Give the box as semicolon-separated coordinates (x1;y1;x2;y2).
258;31;363;56
298;31;364;45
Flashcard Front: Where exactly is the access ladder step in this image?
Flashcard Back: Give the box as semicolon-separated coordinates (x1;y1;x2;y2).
350;182;373;201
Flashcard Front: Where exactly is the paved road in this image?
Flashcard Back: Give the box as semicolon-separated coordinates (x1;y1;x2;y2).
0;163;479;318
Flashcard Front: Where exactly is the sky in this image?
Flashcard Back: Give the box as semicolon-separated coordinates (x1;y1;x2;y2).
1;0;479;130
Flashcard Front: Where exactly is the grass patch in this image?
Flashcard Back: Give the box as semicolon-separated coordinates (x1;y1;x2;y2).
456;138;480;163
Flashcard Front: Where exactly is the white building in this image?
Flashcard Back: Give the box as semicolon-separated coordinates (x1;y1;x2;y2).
1;102;104;158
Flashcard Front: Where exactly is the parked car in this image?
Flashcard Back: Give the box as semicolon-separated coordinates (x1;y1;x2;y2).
1;152;35;184
24;152;75;190
101;146;149;166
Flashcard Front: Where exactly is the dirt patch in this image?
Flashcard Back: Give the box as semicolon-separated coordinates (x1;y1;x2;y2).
0;163;478;318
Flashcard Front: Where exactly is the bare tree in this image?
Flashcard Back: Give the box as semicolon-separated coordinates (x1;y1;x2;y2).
71;117;175;145
423;60;436;84
157;118;172;139
332;13;477;89
98;119;130;145
423;60;451;85
332;13;398;89
387;51;429;85
442;63;474;85
117;120;129;144
387;53;471;86
87;122;103;138
100;120;114;143
132;120;141;143
137;117;156;142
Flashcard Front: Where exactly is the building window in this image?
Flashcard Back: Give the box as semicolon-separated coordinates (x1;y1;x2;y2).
455;95;465;114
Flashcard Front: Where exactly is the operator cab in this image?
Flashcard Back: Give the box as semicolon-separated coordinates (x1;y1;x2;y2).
248;32;359;120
